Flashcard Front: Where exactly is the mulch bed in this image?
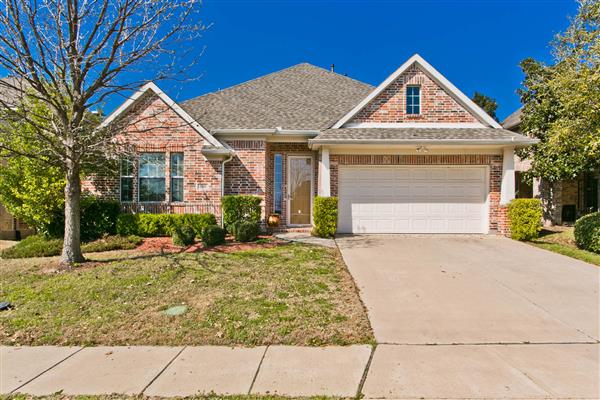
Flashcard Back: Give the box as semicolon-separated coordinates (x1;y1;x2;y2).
135;235;285;254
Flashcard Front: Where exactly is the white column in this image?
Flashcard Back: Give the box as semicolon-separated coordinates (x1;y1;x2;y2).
318;147;331;197
500;146;516;205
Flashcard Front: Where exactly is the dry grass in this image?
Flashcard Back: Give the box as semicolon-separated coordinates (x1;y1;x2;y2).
1;243;373;346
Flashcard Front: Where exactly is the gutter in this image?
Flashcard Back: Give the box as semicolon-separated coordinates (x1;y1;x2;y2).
220;153;234;227
212;127;320;137
309;138;539;148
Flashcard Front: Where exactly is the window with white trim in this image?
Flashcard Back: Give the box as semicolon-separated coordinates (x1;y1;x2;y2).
406;85;421;115
120;159;134;202
170;152;184;202
138;153;165;202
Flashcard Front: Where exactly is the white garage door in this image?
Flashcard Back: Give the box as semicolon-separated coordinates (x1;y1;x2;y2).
338;166;488;234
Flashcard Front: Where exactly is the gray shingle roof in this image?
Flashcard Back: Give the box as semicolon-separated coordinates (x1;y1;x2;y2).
311;127;535;144
502;107;523;131
181;63;374;131
0;77;27;107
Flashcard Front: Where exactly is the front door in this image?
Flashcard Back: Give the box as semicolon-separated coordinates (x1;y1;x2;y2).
287;156;313;225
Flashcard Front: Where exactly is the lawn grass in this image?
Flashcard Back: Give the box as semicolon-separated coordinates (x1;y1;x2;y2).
529;227;600;266
0;234;143;259
0;243;373;346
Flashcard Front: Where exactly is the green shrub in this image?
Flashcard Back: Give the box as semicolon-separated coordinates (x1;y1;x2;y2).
0;234;142;259
116;213;216;237
574;212;600;253
46;196;121;241
312;196;338;238
172;225;196;246
507;198;543;241
202;225;226;246
221;195;261;232
234;221;260;242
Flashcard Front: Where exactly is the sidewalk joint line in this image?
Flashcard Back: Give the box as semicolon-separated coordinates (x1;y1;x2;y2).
10;346;85;394
140;346;186;395
248;345;269;395
355;344;377;399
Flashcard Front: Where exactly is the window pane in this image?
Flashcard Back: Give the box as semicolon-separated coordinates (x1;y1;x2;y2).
139;177;165;202
120;177;133;202
139;153;165;177
406;86;420;115
170;153;184;177
273;154;283;214
120;159;134;176
171;177;184;202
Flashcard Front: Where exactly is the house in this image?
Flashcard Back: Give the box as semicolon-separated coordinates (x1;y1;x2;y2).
502;108;599;225
88;54;536;234
0;78;34;240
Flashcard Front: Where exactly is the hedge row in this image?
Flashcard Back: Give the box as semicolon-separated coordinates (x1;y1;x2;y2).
116;213;216;237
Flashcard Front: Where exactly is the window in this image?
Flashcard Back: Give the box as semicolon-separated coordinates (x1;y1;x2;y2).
406;85;421;115
170;152;184;202
273;154;283;214
138;153;165;202
120;159;134;202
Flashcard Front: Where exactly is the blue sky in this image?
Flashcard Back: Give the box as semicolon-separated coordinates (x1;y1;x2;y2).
127;0;578;121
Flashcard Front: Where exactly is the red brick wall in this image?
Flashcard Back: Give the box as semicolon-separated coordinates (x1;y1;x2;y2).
330;154;504;232
82;91;223;216
351;64;478;124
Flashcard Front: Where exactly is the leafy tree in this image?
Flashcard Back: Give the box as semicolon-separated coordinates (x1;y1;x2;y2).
472;92;499;121
518;0;600;181
0;0;204;266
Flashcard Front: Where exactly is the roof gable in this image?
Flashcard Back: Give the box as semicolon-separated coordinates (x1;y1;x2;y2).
332;54;501;129
101;82;223;148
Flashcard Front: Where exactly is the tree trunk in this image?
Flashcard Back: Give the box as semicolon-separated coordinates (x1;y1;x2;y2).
60;161;85;266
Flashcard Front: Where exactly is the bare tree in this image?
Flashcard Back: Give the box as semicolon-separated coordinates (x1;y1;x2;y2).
0;0;204;265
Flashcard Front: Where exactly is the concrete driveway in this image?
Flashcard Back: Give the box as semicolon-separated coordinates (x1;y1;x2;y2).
338;235;600;399
337;234;599;344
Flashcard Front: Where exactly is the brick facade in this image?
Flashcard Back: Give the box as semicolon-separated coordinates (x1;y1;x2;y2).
330;153;505;232
82;91;223;216
351;64;478;124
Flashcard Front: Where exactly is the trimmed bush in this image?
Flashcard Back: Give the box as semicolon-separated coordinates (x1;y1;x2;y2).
116;213;216;237
507;198;543;241
574;212;600;253
234;221;260;242
172;225;196;246
202;225;226;246
312;196;338;238
221;195;261;232
46;196;121;241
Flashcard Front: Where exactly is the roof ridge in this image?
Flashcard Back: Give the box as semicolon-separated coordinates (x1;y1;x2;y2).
181;63;372;106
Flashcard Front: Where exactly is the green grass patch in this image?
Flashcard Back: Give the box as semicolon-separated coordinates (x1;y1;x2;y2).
529;227;600;266
1;243;373;346
0;234;143;259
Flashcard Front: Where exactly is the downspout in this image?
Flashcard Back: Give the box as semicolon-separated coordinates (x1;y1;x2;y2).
220;153;234;227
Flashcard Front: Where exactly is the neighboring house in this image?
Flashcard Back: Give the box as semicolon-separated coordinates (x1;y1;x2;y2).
0;78;34;240
502;108;599;225
86;54;535;234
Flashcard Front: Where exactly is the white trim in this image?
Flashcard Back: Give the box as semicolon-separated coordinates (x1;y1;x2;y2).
286;155;314;227
100;82;223;148
500;146;516;205
344;122;486;129
318;147;331;197
331;54;502;129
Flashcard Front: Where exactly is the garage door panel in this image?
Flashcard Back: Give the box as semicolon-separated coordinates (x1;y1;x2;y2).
338;166;487;234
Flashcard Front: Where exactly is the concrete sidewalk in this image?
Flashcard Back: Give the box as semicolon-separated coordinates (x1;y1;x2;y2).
2;343;599;398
